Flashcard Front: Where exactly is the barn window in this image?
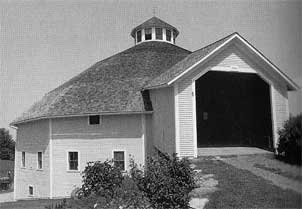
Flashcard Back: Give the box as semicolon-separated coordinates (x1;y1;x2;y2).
68;152;79;171
37;152;43;169
29;186;33;196
136;30;142;43
89;115;101;125
145;28;152;40
22;152;25;167
155;28;163;40
113;151;125;170
166;29;171;41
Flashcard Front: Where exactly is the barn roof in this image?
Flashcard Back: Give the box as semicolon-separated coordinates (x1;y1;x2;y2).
130;17;179;38
145;32;300;91
12;41;190;125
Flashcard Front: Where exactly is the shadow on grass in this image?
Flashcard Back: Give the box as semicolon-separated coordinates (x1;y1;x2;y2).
194;159;302;209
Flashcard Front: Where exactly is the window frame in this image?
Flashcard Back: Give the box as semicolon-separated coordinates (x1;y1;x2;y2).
112;150;126;171
166;29;171;42
66;150;80;172
21;151;26;168
88;115;101;125
173;30;176;43
136;30;142;43
155;28;163;40
37;152;43;170
28;185;34;196
144;28;152;40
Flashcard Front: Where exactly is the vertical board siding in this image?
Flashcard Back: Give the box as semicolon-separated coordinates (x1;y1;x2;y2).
271;85;289;148
178;78;195;156
176;44;289;157
15;119;50;199
150;87;175;154
51;114;143;198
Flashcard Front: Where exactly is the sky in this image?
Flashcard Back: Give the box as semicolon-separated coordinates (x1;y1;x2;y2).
0;0;301;138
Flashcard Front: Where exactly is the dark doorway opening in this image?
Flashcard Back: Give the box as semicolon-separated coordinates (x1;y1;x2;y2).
196;71;273;150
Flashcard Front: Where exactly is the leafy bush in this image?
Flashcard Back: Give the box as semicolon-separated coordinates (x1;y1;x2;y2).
134;151;196;209
277;114;302;165
80;160;123;201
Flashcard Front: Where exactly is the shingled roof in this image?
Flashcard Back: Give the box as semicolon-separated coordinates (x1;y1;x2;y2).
144;33;236;88
12;41;190;125
145;32;299;90
131;17;179;38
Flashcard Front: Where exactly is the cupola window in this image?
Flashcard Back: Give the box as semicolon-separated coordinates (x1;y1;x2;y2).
166;29;171;42
136;30;142;43
145;28;152;40
155;28;163;40
173;30;176;43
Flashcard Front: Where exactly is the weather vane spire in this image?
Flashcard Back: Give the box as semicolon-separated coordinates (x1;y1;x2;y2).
152;6;157;17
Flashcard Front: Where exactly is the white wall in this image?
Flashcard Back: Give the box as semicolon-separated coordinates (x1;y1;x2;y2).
15;119;50;199
50;114;144;198
176;43;289;157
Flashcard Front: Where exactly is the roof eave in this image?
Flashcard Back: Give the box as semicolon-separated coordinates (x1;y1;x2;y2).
150;33;299;91
10;111;154;126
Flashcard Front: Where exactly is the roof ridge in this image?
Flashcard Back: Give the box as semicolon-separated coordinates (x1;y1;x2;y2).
192;32;238;54
143;32;238;89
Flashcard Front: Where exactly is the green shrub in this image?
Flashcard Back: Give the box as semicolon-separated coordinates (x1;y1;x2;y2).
277;114;302;165
80;160;123;201
134;151;196;209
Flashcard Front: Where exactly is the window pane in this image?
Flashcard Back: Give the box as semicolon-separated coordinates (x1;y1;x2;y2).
173;30;176;43
145;28;152;40
113;151;125;170
156;28;163;40
114;151;124;161
38;152;42;169
166;29;171;41
69;152;78;170
29;186;33;195
137;30;141;42
89;115;100;125
22;152;25;167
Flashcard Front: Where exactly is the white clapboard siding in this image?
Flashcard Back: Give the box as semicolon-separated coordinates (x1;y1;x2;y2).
51;137;143;198
15;119;50;199
50;114;143;198
176;43;289;157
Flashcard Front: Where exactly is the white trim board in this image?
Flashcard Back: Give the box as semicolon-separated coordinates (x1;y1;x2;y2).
174;83;180;156
167;33;299;91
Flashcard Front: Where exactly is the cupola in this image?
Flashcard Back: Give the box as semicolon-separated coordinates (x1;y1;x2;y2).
131;17;179;45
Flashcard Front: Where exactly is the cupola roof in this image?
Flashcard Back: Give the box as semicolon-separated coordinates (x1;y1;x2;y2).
130;16;179;38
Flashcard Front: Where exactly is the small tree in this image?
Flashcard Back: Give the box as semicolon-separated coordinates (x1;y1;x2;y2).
134;151;196;209
80;160;123;201
0;128;15;160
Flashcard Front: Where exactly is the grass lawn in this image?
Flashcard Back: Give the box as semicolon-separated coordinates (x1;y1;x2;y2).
0;198;63;209
194;158;302;209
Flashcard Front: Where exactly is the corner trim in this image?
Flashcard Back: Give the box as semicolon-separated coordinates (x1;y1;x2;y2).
174;83;180;156
270;86;278;150
49;119;53;198
141;114;146;164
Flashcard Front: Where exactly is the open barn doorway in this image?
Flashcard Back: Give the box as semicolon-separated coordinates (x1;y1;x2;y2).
195;71;273;150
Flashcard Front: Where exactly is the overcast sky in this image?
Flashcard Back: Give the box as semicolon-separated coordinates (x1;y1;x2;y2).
0;0;301;137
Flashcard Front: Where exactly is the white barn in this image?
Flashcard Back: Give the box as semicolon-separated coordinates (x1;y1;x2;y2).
11;17;299;199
